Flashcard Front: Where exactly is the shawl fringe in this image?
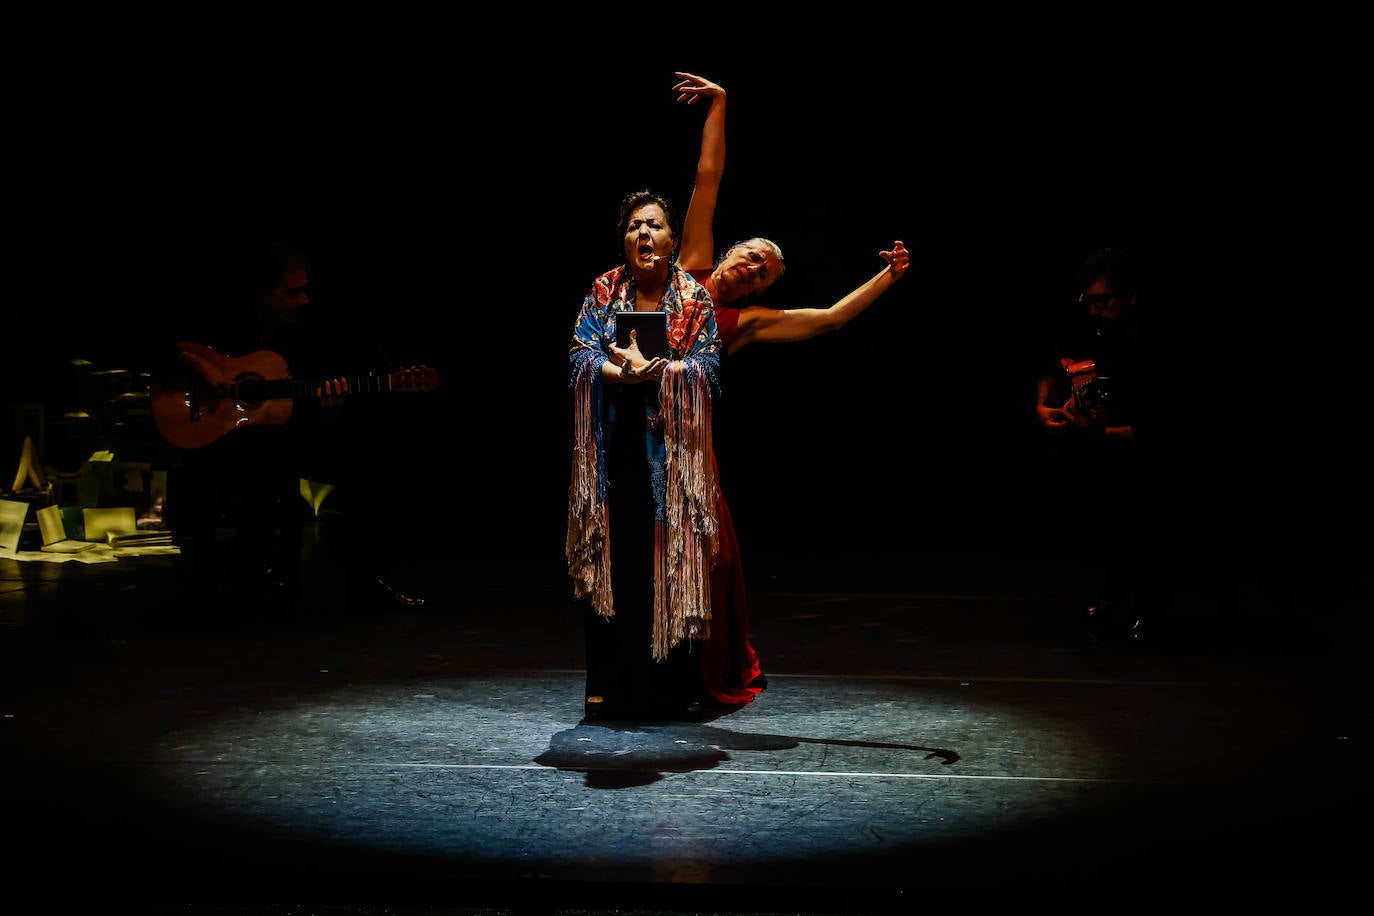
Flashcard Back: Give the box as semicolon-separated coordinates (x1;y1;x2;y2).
566;263;720;660
566;357;612;618
653;360;718;659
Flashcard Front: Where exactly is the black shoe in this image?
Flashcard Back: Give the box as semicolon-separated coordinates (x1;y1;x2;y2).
351;575;426;611
749;672;769;690
649;695;707;722
584;695;614;721
678;699;707;722
375;576;426;608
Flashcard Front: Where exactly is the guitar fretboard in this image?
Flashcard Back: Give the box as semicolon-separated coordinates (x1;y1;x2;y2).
238;374;398;402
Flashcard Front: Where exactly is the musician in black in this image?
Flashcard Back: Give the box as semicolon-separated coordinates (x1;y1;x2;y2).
1033;247;1166;641
162;240;344;616
163;239;429;618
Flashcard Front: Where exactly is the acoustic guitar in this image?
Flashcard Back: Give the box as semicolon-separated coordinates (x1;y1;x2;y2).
1060;357;1113;412
150;341;439;449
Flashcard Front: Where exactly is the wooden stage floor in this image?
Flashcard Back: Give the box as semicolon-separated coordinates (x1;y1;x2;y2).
1;532;1366;914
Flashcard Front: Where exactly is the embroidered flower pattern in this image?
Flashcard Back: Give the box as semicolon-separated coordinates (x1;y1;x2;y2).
571;265;719;362
667;297;710;355
592;266;625;309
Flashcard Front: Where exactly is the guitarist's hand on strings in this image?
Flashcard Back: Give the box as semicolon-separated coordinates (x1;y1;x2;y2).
1037;391;1131;442
1038;400;1073;431
176;345;233;396
1041;399;1104;434
1059;403;1131;442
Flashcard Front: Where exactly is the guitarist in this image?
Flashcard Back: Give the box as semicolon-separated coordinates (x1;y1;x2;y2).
1033;247;1167;642
163;240;350;617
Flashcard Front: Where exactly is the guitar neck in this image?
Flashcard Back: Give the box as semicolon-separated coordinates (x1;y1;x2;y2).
239;373;402;401
154;347;438;449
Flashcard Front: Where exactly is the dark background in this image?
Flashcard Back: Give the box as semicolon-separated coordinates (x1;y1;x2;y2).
4;43;1360;601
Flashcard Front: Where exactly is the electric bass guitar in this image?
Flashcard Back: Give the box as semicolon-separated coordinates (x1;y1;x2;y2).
150;342;439;449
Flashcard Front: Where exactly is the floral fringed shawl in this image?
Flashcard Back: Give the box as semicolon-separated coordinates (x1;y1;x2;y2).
567;263;722;659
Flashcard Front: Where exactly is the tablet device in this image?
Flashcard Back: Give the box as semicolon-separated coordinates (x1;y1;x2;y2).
614;310;671;361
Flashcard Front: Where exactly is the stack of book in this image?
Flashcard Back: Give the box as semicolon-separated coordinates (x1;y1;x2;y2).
105;529;174;548
82;507;178;554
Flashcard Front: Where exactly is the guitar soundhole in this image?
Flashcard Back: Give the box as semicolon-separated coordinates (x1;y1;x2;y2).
233;374;267;407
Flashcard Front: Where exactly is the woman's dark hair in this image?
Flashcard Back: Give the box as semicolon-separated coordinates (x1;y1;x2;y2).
616;189;678;260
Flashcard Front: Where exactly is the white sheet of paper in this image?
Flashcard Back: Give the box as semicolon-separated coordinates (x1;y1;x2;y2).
0;498;30;553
